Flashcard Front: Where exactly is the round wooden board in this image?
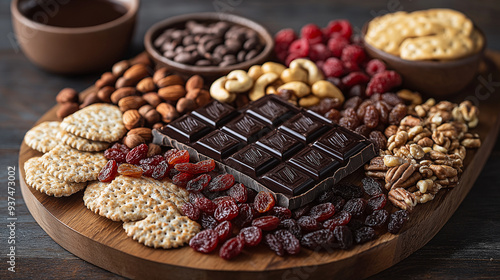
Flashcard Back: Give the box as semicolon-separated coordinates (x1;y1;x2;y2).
18;52;500;280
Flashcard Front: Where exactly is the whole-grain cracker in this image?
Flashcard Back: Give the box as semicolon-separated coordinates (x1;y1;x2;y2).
24;121;62;153
57;129;110;152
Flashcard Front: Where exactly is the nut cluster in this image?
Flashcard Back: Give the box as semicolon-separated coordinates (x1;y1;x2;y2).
365;95;481;211
209;59;345;109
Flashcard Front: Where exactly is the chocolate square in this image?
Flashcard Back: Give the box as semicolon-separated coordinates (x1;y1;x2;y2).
260;163;315;196
194;130;244;161
246;96;296;126
221;114;270;143
225;144;280;178
256;130;304;160
306;110;335;125
312;126;366;162
191;101;237;128
288;147;340;180
160;115;212;144
278;113;330;143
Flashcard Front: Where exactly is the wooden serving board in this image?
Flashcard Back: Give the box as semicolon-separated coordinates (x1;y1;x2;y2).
18;51;500;279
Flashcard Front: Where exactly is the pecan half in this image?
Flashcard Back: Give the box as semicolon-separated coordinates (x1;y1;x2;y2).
389;188;417;211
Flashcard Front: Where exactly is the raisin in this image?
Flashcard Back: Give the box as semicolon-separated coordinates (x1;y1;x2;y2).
181;202;200;221
98;160;118;182
227;183;248;203
301;229;338;250
152;161;170;180
252;216;280;231
388;104;407;125
254;192;276;213
297;216;320;232
111;143;130;154
330;195;346;211
172;172;194;188
355;124;371;137
163;149;178;162
189;192;205;204
367;194;387;212
140;164;155;177
219;237;244;260
369;131;387;150
117;163;143;178
343;198;367;217
175;159;215;174
356;100;373;120
292;203;312;219
246;188;257;203
309;202;336;222
195;196;217;215
325;109;341;122
365;209;389;228
207;174;235;192
169;168;180;179
333;225;353;249
212;196;235;204
269;206;292;221
186;174;211;193
264;233;285;256
347;219;364;231
361;177;383;196
275;229;301;255
167;150;190;166
375;101;390;124
381;92;403;106
214;200;239;222
139;155;164;166
316;189;335;204
339;116;358;130
239;226;263;247
104;148;126;163
233;203;257;228
200;212;218;229
125;143;149;164
354;226;376;244
388;210;409;234
333;183;363;199
363;105;380;129
343;96;362;110
323;211;352;231
214;220;233;242
279;219;302;239
189;229;219;253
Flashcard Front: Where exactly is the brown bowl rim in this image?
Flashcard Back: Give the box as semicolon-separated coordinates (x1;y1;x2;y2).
144;12;274;75
11;0;139;34
360;21;487;67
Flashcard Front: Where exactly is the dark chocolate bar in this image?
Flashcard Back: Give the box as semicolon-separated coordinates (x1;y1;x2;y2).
154;95;376;208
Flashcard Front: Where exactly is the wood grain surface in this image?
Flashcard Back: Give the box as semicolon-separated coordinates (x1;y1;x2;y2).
12;52;500;279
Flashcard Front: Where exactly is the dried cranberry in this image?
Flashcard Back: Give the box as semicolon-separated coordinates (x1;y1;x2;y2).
388;210;410;234
254;192;276;213
347;218;364;231
213;196;236;205
269;206;292;221
175;159;215;174
104;148;126;163
98;160;118;182
200;212;218;229
323;211;352;231
125;143;148;164
163;149;178;162
343;198;368;217
140;164;155;177
301;229;338;251
181;202;200;221
186;174;211;193
189;229;218;253
227;183;247;203
316;189;335;204
264;233;285;256
239;226;262;247
219;237;244;260
233;203;257;228
361;177;383;196
309;202;336;222
297;216;320;232
252;216;280;231
214;200;239;222
189;192;204;204
333;225;353;249
214;221;233;243
365;209;389;228
275;229;301;255
354;226;376;244
172;172;194;188
367;194;387;212
207;174;235;192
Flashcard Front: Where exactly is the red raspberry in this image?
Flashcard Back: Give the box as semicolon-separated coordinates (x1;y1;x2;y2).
315;60;325;70
327;36;349;58
309;44;331;62
324;20;353;39
366;71;402;96
288;38;310;57
300;23;323;44
341;45;366;64
285;52;304;67
322;58;344;78
274;28;297;48
365;59;386;76
341;72;370;88
343;61;360;72
275;47;288;62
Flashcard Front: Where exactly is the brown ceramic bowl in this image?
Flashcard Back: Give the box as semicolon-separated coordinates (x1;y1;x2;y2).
362;23;486;97
144;12;274;81
11;0;139;74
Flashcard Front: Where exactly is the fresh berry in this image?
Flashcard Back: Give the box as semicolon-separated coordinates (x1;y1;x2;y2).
366;70;402;96
285;52;305;67
98;160;118;182
327;36;349;57
322;57;344;77
190;229;219;253
343;60;361;72
365;59;386;76
324;20;352;39
341;45;366;64
219;237;244;260
309;44;331;62
274;28;297;50
125;143;148;164
341;72;370;87
300;23;323;44
239;226;262;247
288;38;310;57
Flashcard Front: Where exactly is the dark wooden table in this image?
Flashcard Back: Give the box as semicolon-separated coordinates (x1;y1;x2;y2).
1;0;499;279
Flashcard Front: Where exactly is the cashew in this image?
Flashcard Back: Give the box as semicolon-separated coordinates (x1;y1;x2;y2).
289;58;324;85
311;80;345;102
281;66;308;83
224;70;253;93
298;95;320;107
277;81;311;98
266;85;277;95
247;65;263;81
210;76;236;103
249;72;279;101
261;62;286;76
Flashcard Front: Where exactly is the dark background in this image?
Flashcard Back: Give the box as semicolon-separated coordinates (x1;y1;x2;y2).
1;0;499;279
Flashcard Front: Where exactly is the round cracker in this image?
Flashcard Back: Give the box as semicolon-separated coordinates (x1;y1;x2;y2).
57;129;110;152
24;121;62;153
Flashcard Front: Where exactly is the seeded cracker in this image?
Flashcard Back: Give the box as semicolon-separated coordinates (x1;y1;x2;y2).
60;103;127;142
24;157;87;197
84;175;187;222
41;144;107;183
24;121;62;153
57;129;110;152
123;202;201;249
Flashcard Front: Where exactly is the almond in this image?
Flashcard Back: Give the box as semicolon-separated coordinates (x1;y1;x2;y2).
156;75;184;88
156;103;178;123
123;64;150;82
95;72;117;89
118;96;146;112
152;122;164;130
112;60;130;76
176;97;196;114
144;109;161;124
110;87;137;104
142;92;162;107
158;85;186;101
122;109;145;130
185;88;201;100
185;75;204;91
138;104;154;117
123;134;145;149
195;89;211;107
97;86;115;103
56;88;79;104
153;67;170;84
130;52;152;67
80;92;100;109
127;127;152;142
57;102;79;119
115;77;137;88
136;77;156;93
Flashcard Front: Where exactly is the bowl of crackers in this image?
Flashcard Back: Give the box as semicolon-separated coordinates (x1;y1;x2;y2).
362;9;486;96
